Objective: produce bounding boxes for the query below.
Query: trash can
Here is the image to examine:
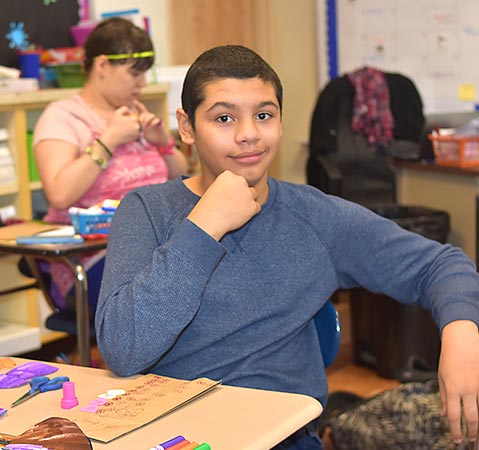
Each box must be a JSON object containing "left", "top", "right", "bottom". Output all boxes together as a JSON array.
[{"left": 350, "top": 205, "right": 449, "bottom": 379}]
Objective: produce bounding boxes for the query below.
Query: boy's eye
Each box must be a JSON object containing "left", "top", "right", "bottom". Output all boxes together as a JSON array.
[
  {"left": 256, "top": 112, "right": 272, "bottom": 120},
  {"left": 216, "top": 115, "right": 233, "bottom": 123}
]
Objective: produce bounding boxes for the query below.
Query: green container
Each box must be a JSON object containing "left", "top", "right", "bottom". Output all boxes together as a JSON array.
[
  {"left": 53, "top": 63, "right": 85, "bottom": 88},
  {"left": 27, "top": 131, "right": 40, "bottom": 182}
]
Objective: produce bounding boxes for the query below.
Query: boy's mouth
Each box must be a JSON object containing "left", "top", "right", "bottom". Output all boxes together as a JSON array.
[{"left": 231, "top": 150, "right": 266, "bottom": 164}]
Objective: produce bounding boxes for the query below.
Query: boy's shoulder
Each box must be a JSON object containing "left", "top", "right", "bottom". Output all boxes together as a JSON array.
[
  {"left": 270, "top": 177, "right": 365, "bottom": 223},
  {"left": 128, "top": 177, "right": 185, "bottom": 197},
  {"left": 123, "top": 177, "right": 193, "bottom": 210},
  {"left": 271, "top": 178, "right": 329, "bottom": 206},
  {"left": 118, "top": 178, "right": 195, "bottom": 228}
]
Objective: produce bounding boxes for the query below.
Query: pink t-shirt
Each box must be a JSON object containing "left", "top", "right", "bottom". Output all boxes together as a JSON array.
[{"left": 34, "top": 93, "right": 169, "bottom": 224}]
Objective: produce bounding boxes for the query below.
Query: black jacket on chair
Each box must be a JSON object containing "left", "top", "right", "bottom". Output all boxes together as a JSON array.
[{"left": 307, "top": 72, "right": 424, "bottom": 207}]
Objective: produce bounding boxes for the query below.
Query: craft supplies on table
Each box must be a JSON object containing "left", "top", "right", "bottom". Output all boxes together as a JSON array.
[
  {"left": 148, "top": 435, "right": 211, "bottom": 450},
  {"left": 10, "top": 376, "right": 70, "bottom": 408}
]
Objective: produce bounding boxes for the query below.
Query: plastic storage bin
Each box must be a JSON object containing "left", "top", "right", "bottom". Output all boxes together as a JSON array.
[
  {"left": 70, "top": 211, "right": 114, "bottom": 235},
  {"left": 429, "top": 133, "right": 479, "bottom": 167},
  {"left": 350, "top": 205, "right": 449, "bottom": 379},
  {"left": 51, "top": 63, "right": 85, "bottom": 88}
]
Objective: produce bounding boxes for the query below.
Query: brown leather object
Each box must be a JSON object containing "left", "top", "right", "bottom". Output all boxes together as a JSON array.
[{"left": 9, "top": 416, "right": 92, "bottom": 450}]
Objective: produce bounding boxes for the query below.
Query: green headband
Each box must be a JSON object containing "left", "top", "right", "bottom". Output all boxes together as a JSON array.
[{"left": 104, "top": 51, "right": 154, "bottom": 60}]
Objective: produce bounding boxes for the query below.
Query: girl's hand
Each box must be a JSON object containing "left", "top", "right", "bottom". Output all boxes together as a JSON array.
[
  {"left": 133, "top": 100, "right": 172, "bottom": 147},
  {"left": 101, "top": 105, "right": 142, "bottom": 150}
]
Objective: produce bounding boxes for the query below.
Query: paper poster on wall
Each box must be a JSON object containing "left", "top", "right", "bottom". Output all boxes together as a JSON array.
[{"left": 318, "top": 0, "right": 479, "bottom": 113}]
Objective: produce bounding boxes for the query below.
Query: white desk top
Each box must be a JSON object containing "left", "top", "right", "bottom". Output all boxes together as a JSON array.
[{"left": 0, "top": 358, "right": 323, "bottom": 450}]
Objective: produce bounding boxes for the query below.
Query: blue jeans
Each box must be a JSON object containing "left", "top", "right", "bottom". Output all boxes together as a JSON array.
[{"left": 272, "top": 420, "right": 323, "bottom": 450}]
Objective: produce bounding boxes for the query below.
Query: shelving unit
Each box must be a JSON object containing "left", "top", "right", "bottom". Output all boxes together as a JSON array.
[{"left": 0, "top": 83, "right": 170, "bottom": 354}]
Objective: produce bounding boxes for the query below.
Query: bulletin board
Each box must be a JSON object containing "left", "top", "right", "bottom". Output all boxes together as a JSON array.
[
  {"left": 317, "top": 0, "right": 479, "bottom": 113},
  {"left": 0, "top": 0, "right": 80, "bottom": 69}
]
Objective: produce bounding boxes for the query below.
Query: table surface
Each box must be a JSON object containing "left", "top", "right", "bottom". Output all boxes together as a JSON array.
[
  {"left": 391, "top": 158, "right": 479, "bottom": 176},
  {"left": 0, "top": 236, "right": 108, "bottom": 257},
  {"left": 0, "top": 358, "right": 323, "bottom": 450}
]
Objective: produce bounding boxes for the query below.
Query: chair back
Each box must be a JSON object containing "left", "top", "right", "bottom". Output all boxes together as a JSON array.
[{"left": 314, "top": 300, "right": 341, "bottom": 368}]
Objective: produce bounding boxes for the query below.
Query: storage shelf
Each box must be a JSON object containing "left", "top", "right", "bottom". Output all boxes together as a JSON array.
[
  {"left": 0, "top": 321, "right": 41, "bottom": 356},
  {"left": 0, "top": 182, "right": 18, "bottom": 196}
]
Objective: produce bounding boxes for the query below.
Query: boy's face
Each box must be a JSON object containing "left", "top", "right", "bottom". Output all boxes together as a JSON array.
[{"left": 178, "top": 77, "right": 282, "bottom": 192}]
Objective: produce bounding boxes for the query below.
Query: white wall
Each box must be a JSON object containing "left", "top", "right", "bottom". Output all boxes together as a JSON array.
[
  {"left": 89, "top": 0, "right": 171, "bottom": 66},
  {"left": 317, "top": 0, "right": 479, "bottom": 114}
]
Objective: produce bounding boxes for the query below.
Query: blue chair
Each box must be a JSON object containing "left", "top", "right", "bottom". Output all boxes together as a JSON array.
[{"left": 315, "top": 300, "right": 341, "bottom": 368}]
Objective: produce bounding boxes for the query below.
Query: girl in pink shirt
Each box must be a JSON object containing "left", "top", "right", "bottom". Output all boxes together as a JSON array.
[{"left": 32, "top": 18, "right": 187, "bottom": 317}]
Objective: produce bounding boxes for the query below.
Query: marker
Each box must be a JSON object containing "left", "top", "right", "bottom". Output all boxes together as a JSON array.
[
  {"left": 168, "top": 440, "right": 191, "bottom": 450},
  {"left": 179, "top": 443, "right": 198, "bottom": 450},
  {"left": 193, "top": 444, "right": 211, "bottom": 450},
  {"left": 153, "top": 436, "right": 185, "bottom": 450}
]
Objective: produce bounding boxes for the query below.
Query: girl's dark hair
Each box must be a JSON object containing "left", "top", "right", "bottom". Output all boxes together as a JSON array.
[
  {"left": 181, "top": 45, "right": 283, "bottom": 129},
  {"left": 83, "top": 17, "right": 154, "bottom": 75}
]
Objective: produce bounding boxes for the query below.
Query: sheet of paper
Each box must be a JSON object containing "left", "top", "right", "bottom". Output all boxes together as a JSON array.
[
  {"left": 68, "top": 374, "right": 221, "bottom": 443},
  {"left": 37, "top": 226, "right": 76, "bottom": 237},
  {"left": 0, "top": 222, "right": 62, "bottom": 240}
]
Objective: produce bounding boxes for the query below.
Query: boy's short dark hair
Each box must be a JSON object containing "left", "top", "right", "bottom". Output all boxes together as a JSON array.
[
  {"left": 83, "top": 17, "right": 154, "bottom": 74},
  {"left": 181, "top": 45, "right": 283, "bottom": 128}
]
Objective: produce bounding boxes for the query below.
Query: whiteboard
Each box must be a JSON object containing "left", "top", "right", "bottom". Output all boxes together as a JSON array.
[{"left": 317, "top": 0, "right": 479, "bottom": 114}]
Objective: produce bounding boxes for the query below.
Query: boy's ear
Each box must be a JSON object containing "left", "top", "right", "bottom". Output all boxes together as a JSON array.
[{"left": 176, "top": 108, "right": 195, "bottom": 146}]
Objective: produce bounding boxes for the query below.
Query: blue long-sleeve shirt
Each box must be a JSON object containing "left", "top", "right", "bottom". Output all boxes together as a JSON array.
[{"left": 96, "top": 177, "right": 479, "bottom": 406}]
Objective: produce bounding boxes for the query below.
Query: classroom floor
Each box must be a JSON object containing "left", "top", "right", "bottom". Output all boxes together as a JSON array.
[{"left": 18, "top": 292, "right": 400, "bottom": 450}]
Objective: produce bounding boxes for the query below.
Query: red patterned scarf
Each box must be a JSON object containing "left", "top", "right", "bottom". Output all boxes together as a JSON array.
[{"left": 347, "top": 67, "right": 394, "bottom": 152}]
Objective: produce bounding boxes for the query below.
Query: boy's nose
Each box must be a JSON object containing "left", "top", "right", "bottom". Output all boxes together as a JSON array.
[{"left": 236, "top": 119, "right": 260, "bottom": 144}]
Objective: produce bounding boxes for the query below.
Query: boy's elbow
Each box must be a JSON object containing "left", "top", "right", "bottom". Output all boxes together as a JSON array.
[{"left": 108, "top": 362, "right": 137, "bottom": 378}]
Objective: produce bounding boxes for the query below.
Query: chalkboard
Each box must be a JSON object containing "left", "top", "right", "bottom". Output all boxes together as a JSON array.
[
  {"left": 0, "top": 0, "right": 80, "bottom": 69},
  {"left": 317, "top": 0, "right": 479, "bottom": 114}
]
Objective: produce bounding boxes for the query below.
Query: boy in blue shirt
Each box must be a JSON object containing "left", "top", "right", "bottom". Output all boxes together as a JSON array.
[{"left": 96, "top": 45, "right": 479, "bottom": 449}]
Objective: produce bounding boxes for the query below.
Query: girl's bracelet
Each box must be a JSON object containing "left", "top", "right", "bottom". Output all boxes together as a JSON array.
[
  {"left": 85, "top": 146, "right": 108, "bottom": 169},
  {"left": 158, "top": 137, "right": 176, "bottom": 155},
  {"left": 95, "top": 138, "right": 113, "bottom": 158}
]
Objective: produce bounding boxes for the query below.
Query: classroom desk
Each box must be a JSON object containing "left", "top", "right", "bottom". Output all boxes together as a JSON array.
[
  {"left": 0, "top": 237, "right": 108, "bottom": 367},
  {"left": 393, "top": 159, "right": 479, "bottom": 267},
  {"left": 0, "top": 357, "right": 323, "bottom": 450}
]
